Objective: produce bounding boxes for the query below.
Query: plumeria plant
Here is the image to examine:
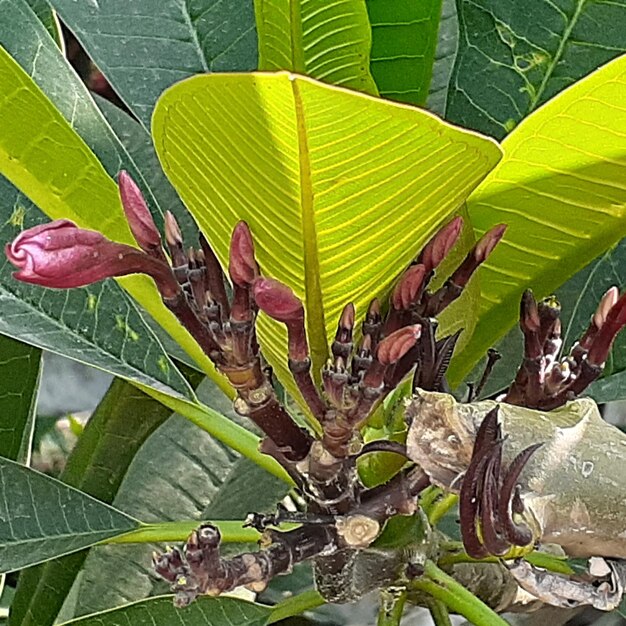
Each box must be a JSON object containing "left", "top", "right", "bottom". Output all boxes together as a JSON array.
[{"left": 0, "top": 1, "right": 625, "bottom": 626}]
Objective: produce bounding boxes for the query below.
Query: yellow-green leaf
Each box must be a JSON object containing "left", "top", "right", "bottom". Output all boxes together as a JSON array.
[
  {"left": 255, "top": 0, "right": 378, "bottom": 95},
  {"left": 152, "top": 72, "right": 502, "bottom": 416},
  {"left": 450, "top": 55, "right": 626, "bottom": 383},
  {"left": 0, "top": 46, "right": 218, "bottom": 389}
]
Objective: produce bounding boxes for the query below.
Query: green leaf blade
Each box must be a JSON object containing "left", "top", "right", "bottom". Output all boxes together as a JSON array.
[
  {"left": 450, "top": 55, "right": 626, "bottom": 382},
  {"left": 0, "top": 37, "right": 217, "bottom": 386},
  {"left": 8, "top": 374, "right": 204, "bottom": 626},
  {"left": 0, "top": 334, "right": 41, "bottom": 463},
  {"left": 447, "top": 0, "right": 626, "bottom": 139},
  {"left": 153, "top": 72, "right": 502, "bottom": 410},
  {"left": 0, "top": 458, "right": 138, "bottom": 573},
  {"left": 24, "top": 0, "right": 63, "bottom": 47},
  {"left": 47, "top": 0, "right": 258, "bottom": 128},
  {"left": 426, "top": 0, "right": 458, "bottom": 115},
  {"left": 58, "top": 596, "right": 270, "bottom": 626},
  {"left": 256, "top": 0, "right": 378, "bottom": 94},
  {"left": 366, "top": 0, "right": 443, "bottom": 106}
]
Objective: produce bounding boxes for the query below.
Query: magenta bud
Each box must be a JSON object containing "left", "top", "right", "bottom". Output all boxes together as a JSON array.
[
  {"left": 118, "top": 171, "right": 162, "bottom": 253},
  {"left": 420, "top": 216, "right": 463, "bottom": 273},
  {"left": 392, "top": 264, "right": 426, "bottom": 310},
  {"left": 229, "top": 221, "right": 259, "bottom": 286},
  {"left": 253, "top": 277, "right": 304, "bottom": 323},
  {"left": 376, "top": 325, "right": 421, "bottom": 365},
  {"left": 6, "top": 219, "right": 179, "bottom": 297}
]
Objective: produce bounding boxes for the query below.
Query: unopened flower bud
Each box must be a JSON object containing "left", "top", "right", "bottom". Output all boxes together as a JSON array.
[
  {"left": 376, "top": 325, "right": 421, "bottom": 365},
  {"left": 392, "top": 264, "right": 426, "bottom": 310},
  {"left": 593, "top": 286, "right": 619, "bottom": 330},
  {"left": 420, "top": 216, "right": 463, "bottom": 273},
  {"left": 5, "top": 219, "right": 180, "bottom": 298},
  {"left": 118, "top": 170, "right": 163, "bottom": 256},
  {"left": 587, "top": 291, "right": 626, "bottom": 366},
  {"left": 447, "top": 224, "right": 506, "bottom": 291},
  {"left": 229, "top": 221, "right": 259, "bottom": 286},
  {"left": 253, "top": 277, "right": 304, "bottom": 323},
  {"left": 475, "top": 224, "right": 507, "bottom": 263}
]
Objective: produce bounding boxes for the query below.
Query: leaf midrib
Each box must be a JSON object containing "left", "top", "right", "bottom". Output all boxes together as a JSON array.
[
  {"left": 290, "top": 0, "right": 306, "bottom": 73},
  {"left": 528, "top": 0, "right": 586, "bottom": 112},
  {"left": 291, "top": 77, "right": 328, "bottom": 380}
]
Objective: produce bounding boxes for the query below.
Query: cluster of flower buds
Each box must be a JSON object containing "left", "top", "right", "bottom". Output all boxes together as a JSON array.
[
  {"left": 2, "top": 171, "right": 516, "bottom": 602},
  {"left": 503, "top": 288, "right": 626, "bottom": 410},
  {"left": 251, "top": 217, "right": 507, "bottom": 468}
]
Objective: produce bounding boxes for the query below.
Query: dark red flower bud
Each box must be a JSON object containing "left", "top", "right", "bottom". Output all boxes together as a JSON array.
[
  {"left": 118, "top": 171, "right": 163, "bottom": 256},
  {"left": 376, "top": 325, "right": 421, "bottom": 365},
  {"left": 6, "top": 219, "right": 180, "bottom": 297},
  {"left": 229, "top": 221, "right": 259, "bottom": 286},
  {"left": 253, "top": 277, "right": 304, "bottom": 323},
  {"left": 420, "top": 216, "right": 463, "bottom": 274}
]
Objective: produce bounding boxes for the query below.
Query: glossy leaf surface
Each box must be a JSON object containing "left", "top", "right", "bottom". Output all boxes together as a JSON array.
[
  {"left": 153, "top": 71, "right": 502, "bottom": 409},
  {"left": 0, "top": 334, "right": 41, "bottom": 463},
  {"left": 366, "top": 0, "right": 442, "bottom": 105},
  {"left": 0, "top": 27, "right": 214, "bottom": 381},
  {"left": 47, "top": 0, "right": 258, "bottom": 128},
  {"left": 58, "top": 596, "right": 270, "bottom": 626},
  {"left": 450, "top": 55, "right": 626, "bottom": 382},
  {"left": 256, "top": 0, "right": 377, "bottom": 94},
  {"left": 0, "top": 457, "right": 138, "bottom": 573},
  {"left": 447, "top": 0, "right": 626, "bottom": 139}
]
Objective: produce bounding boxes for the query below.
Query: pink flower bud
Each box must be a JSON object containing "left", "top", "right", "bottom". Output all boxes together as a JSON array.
[
  {"left": 376, "top": 325, "right": 421, "bottom": 365},
  {"left": 118, "top": 171, "right": 162, "bottom": 254},
  {"left": 392, "top": 264, "right": 426, "bottom": 310},
  {"left": 253, "top": 277, "right": 303, "bottom": 323},
  {"left": 229, "top": 221, "right": 259, "bottom": 286},
  {"left": 420, "top": 216, "right": 463, "bottom": 274},
  {"left": 5, "top": 219, "right": 179, "bottom": 297}
]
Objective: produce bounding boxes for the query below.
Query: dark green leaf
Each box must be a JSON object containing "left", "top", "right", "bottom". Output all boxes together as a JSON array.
[
  {"left": 9, "top": 369, "right": 203, "bottom": 626},
  {"left": 47, "top": 0, "right": 258, "bottom": 127},
  {"left": 0, "top": 335, "right": 41, "bottom": 463},
  {"left": 58, "top": 596, "right": 270, "bottom": 626},
  {"left": 202, "top": 457, "right": 289, "bottom": 520},
  {"left": 256, "top": 0, "right": 377, "bottom": 94},
  {"left": 25, "top": 0, "right": 62, "bottom": 46},
  {"left": 366, "top": 0, "right": 442, "bottom": 106},
  {"left": 446, "top": 0, "right": 626, "bottom": 138},
  {"left": 0, "top": 457, "right": 138, "bottom": 573},
  {"left": 426, "top": 0, "right": 458, "bottom": 115},
  {"left": 72, "top": 380, "right": 282, "bottom": 616}
]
